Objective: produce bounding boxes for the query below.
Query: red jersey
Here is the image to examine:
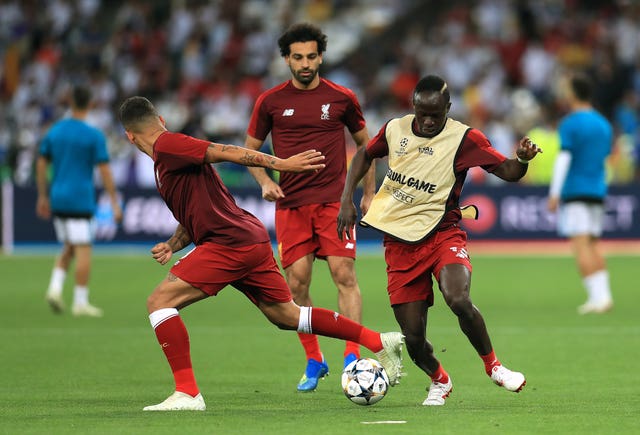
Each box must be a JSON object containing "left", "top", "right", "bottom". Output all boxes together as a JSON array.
[
  {"left": 247, "top": 78, "right": 366, "bottom": 209},
  {"left": 153, "top": 132, "right": 270, "bottom": 247},
  {"left": 367, "top": 120, "right": 507, "bottom": 230}
]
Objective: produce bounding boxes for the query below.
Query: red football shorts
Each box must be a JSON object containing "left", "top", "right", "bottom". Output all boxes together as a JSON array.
[
  {"left": 275, "top": 202, "right": 356, "bottom": 269},
  {"left": 170, "top": 241, "right": 292, "bottom": 305},
  {"left": 384, "top": 226, "right": 472, "bottom": 306}
]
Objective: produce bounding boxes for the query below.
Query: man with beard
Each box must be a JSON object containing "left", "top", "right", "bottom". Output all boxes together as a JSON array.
[{"left": 244, "top": 22, "right": 375, "bottom": 391}]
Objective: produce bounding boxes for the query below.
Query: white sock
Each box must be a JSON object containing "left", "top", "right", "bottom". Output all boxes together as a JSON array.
[
  {"left": 583, "top": 270, "right": 612, "bottom": 303},
  {"left": 73, "top": 286, "right": 89, "bottom": 306},
  {"left": 149, "top": 308, "right": 179, "bottom": 329},
  {"left": 297, "top": 306, "right": 312, "bottom": 334},
  {"left": 47, "top": 267, "right": 66, "bottom": 296}
]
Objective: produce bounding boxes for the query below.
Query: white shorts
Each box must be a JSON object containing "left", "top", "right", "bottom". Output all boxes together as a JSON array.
[
  {"left": 53, "top": 217, "right": 96, "bottom": 245},
  {"left": 557, "top": 202, "right": 604, "bottom": 237}
]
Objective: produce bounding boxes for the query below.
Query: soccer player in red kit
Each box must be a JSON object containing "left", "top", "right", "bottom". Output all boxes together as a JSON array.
[
  {"left": 118, "top": 96, "right": 403, "bottom": 411},
  {"left": 338, "top": 75, "right": 542, "bottom": 406},
  {"left": 244, "top": 22, "right": 376, "bottom": 392}
]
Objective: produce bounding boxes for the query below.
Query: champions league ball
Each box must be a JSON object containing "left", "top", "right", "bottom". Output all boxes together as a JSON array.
[{"left": 341, "top": 358, "right": 389, "bottom": 406}]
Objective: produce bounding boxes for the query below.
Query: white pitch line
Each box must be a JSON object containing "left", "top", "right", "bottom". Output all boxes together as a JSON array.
[{"left": 361, "top": 420, "right": 407, "bottom": 424}]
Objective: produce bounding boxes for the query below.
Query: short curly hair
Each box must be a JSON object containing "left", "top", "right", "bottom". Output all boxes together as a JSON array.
[{"left": 277, "top": 22, "right": 327, "bottom": 57}]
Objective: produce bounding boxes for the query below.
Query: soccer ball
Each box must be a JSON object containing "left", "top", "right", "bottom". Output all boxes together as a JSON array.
[{"left": 341, "top": 358, "right": 389, "bottom": 406}]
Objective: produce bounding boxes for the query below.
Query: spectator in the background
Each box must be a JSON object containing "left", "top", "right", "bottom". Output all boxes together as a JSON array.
[
  {"left": 523, "top": 103, "right": 560, "bottom": 185},
  {"left": 611, "top": 89, "right": 639, "bottom": 183},
  {"left": 2, "top": 0, "right": 639, "bottom": 189}
]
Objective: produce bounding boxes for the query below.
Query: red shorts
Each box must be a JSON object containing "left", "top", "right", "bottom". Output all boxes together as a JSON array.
[
  {"left": 384, "top": 226, "right": 472, "bottom": 306},
  {"left": 275, "top": 202, "right": 356, "bottom": 269},
  {"left": 170, "top": 241, "right": 292, "bottom": 305}
]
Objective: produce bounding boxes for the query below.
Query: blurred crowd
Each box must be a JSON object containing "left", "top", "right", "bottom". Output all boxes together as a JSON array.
[{"left": 1, "top": 0, "right": 639, "bottom": 188}]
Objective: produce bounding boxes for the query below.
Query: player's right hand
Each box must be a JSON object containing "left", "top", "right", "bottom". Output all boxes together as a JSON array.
[
  {"left": 261, "top": 178, "right": 285, "bottom": 202},
  {"left": 337, "top": 202, "right": 357, "bottom": 241},
  {"left": 151, "top": 242, "right": 173, "bottom": 265},
  {"left": 36, "top": 196, "right": 51, "bottom": 219}
]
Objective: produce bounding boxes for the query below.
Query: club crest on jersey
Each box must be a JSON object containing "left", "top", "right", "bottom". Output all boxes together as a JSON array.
[
  {"left": 321, "top": 103, "right": 331, "bottom": 120},
  {"left": 282, "top": 109, "right": 295, "bottom": 116}
]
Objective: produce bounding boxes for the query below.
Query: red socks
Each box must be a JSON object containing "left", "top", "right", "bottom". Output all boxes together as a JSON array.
[
  {"left": 306, "top": 307, "right": 383, "bottom": 353},
  {"left": 297, "top": 332, "right": 323, "bottom": 362},
  {"left": 480, "top": 350, "right": 501, "bottom": 376},
  {"left": 153, "top": 315, "right": 199, "bottom": 397},
  {"left": 428, "top": 351, "right": 500, "bottom": 383},
  {"left": 430, "top": 363, "right": 450, "bottom": 384},
  {"left": 344, "top": 341, "right": 361, "bottom": 359}
]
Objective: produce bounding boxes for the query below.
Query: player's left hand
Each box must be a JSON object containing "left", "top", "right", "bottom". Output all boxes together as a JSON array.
[
  {"left": 151, "top": 242, "right": 173, "bottom": 265},
  {"left": 516, "top": 136, "right": 543, "bottom": 161},
  {"left": 280, "top": 149, "right": 325, "bottom": 173}
]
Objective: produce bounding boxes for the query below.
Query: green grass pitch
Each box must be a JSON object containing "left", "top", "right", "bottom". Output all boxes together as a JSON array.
[{"left": 1, "top": 251, "right": 638, "bottom": 434}]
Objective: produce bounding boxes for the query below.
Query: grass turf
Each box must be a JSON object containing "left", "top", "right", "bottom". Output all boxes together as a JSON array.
[{"left": 1, "top": 252, "right": 638, "bottom": 434}]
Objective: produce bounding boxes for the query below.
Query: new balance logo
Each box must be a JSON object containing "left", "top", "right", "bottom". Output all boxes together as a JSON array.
[
  {"left": 282, "top": 109, "right": 294, "bottom": 116},
  {"left": 345, "top": 242, "right": 355, "bottom": 250}
]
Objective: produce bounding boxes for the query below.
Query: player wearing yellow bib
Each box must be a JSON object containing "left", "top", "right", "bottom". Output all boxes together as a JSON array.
[{"left": 338, "top": 75, "right": 542, "bottom": 406}]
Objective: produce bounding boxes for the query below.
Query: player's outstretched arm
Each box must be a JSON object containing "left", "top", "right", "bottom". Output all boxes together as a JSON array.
[
  {"left": 493, "top": 136, "right": 543, "bottom": 182},
  {"left": 205, "top": 142, "right": 325, "bottom": 173}
]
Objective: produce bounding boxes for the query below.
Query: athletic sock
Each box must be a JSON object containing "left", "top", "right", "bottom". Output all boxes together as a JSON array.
[
  {"left": 297, "top": 332, "right": 323, "bottom": 362},
  {"left": 584, "top": 270, "right": 612, "bottom": 303},
  {"left": 47, "top": 267, "right": 66, "bottom": 296},
  {"left": 480, "top": 350, "right": 501, "bottom": 376},
  {"left": 73, "top": 285, "right": 89, "bottom": 306},
  {"left": 149, "top": 308, "right": 199, "bottom": 397},
  {"left": 297, "top": 307, "right": 383, "bottom": 353},
  {"left": 430, "top": 363, "right": 450, "bottom": 384},
  {"left": 344, "top": 341, "right": 360, "bottom": 359}
]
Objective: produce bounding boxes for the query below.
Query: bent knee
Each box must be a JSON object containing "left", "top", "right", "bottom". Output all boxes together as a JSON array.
[{"left": 446, "top": 294, "right": 473, "bottom": 316}]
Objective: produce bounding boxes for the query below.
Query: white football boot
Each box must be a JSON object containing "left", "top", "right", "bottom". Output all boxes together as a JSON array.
[
  {"left": 423, "top": 378, "right": 453, "bottom": 406},
  {"left": 375, "top": 332, "right": 404, "bottom": 386},
  {"left": 491, "top": 365, "right": 526, "bottom": 392},
  {"left": 71, "top": 303, "right": 103, "bottom": 317},
  {"left": 46, "top": 294, "right": 65, "bottom": 313},
  {"left": 577, "top": 299, "right": 613, "bottom": 315},
  {"left": 143, "top": 391, "right": 206, "bottom": 411}
]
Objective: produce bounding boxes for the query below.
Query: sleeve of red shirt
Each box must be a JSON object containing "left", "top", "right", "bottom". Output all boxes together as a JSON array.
[
  {"left": 455, "top": 128, "right": 507, "bottom": 173},
  {"left": 342, "top": 89, "right": 367, "bottom": 134},
  {"left": 365, "top": 121, "right": 390, "bottom": 158},
  {"left": 157, "top": 133, "right": 209, "bottom": 170},
  {"left": 246, "top": 93, "right": 271, "bottom": 140}
]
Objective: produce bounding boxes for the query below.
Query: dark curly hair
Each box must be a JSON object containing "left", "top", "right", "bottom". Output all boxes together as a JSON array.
[{"left": 277, "top": 22, "right": 327, "bottom": 57}]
